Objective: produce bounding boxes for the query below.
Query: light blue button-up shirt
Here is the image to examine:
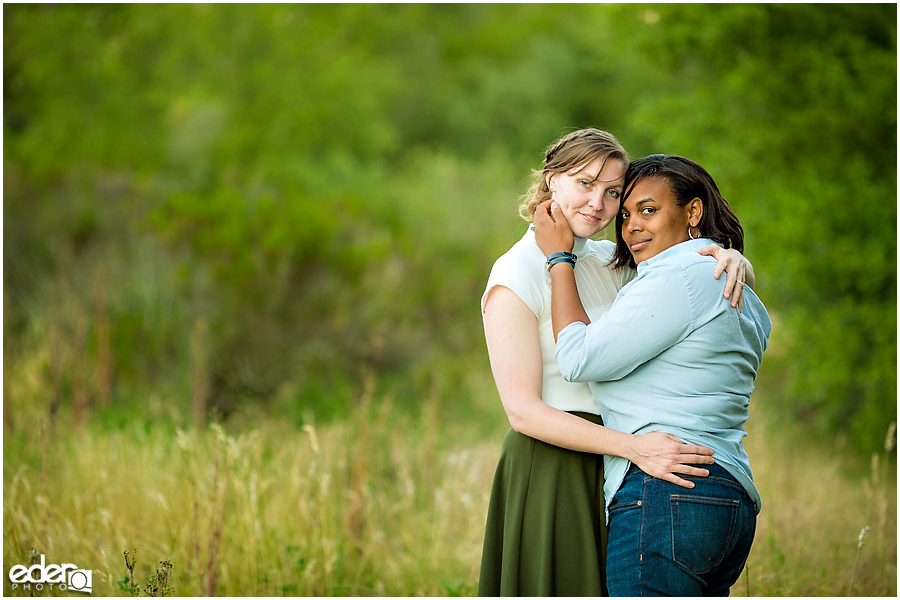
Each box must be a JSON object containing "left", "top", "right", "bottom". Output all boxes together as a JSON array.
[{"left": 555, "top": 238, "right": 772, "bottom": 516}]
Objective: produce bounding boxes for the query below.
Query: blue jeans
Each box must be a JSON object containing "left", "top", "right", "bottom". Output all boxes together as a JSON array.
[{"left": 606, "top": 462, "right": 756, "bottom": 596}]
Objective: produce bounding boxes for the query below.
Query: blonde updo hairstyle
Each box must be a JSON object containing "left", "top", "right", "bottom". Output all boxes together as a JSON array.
[{"left": 519, "top": 128, "right": 629, "bottom": 221}]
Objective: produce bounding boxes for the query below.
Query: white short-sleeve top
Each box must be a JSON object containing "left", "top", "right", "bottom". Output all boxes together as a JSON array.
[{"left": 482, "top": 227, "right": 635, "bottom": 414}]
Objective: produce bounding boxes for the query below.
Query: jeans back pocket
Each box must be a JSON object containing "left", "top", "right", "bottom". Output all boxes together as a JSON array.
[{"left": 670, "top": 495, "right": 739, "bottom": 574}]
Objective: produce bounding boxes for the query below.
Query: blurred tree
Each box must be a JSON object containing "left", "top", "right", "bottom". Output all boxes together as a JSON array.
[{"left": 608, "top": 3, "right": 897, "bottom": 453}]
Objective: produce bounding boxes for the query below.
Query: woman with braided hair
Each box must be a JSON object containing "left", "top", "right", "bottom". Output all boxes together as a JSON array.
[
  {"left": 533, "top": 153, "right": 769, "bottom": 596},
  {"left": 478, "top": 130, "right": 754, "bottom": 596}
]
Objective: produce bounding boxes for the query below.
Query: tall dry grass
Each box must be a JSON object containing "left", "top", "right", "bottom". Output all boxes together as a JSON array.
[
  {"left": 3, "top": 378, "right": 498, "bottom": 596},
  {"left": 739, "top": 410, "right": 897, "bottom": 596},
  {"left": 3, "top": 381, "right": 896, "bottom": 596}
]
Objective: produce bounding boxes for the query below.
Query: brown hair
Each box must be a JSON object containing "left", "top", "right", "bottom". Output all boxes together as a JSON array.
[{"left": 518, "top": 128, "right": 628, "bottom": 221}]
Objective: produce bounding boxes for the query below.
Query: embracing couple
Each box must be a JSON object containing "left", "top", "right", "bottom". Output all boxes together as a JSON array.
[{"left": 478, "top": 129, "right": 771, "bottom": 597}]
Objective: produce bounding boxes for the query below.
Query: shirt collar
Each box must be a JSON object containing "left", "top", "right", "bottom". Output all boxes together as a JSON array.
[{"left": 636, "top": 238, "right": 720, "bottom": 273}]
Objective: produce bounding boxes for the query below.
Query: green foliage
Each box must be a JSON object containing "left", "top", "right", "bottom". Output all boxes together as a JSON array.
[
  {"left": 3, "top": 4, "right": 896, "bottom": 452},
  {"left": 608, "top": 3, "right": 897, "bottom": 453},
  {"left": 143, "top": 560, "right": 175, "bottom": 597}
]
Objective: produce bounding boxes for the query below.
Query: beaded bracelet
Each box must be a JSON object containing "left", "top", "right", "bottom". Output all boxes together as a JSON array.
[{"left": 546, "top": 251, "right": 577, "bottom": 271}]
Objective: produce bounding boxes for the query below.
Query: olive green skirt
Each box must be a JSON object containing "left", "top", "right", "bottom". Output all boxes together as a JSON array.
[{"left": 478, "top": 412, "right": 608, "bottom": 597}]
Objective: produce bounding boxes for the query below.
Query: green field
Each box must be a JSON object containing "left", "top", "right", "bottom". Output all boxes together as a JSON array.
[{"left": 3, "top": 373, "right": 896, "bottom": 596}]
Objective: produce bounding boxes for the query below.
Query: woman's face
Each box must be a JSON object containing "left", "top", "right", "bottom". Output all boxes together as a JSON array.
[
  {"left": 620, "top": 176, "right": 695, "bottom": 264},
  {"left": 547, "top": 157, "right": 625, "bottom": 239}
]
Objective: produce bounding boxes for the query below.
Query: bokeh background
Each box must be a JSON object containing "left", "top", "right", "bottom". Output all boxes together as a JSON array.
[{"left": 4, "top": 4, "right": 896, "bottom": 596}]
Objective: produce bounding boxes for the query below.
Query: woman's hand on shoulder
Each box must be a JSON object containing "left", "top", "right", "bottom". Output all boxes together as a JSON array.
[
  {"left": 696, "top": 245, "right": 751, "bottom": 312},
  {"left": 533, "top": 200, "right": 575, "bottom": 256},
  {"left": 628, "top": 431, "right": 714, "bottom": 488}
]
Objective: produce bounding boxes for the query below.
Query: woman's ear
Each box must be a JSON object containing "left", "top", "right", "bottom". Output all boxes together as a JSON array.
[
  {"left": 688, "top": 198, "right": 703, "bottom": 227},
  {"left": 546, "top": 173, "right": 555, "bottom": 193}
]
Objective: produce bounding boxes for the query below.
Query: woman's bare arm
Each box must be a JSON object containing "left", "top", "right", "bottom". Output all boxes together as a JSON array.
[{"left": 530, "top": 200, "right": 592, "bottom": 340}]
